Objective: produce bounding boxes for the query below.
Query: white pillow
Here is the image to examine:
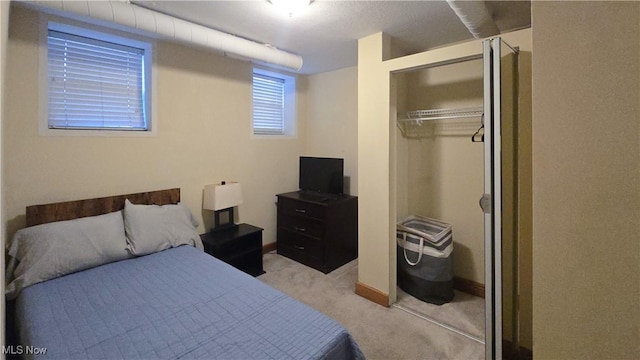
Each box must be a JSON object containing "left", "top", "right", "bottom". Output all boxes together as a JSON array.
[
  {"left": 5, "top": 211, "right": 131, "bottom": 300},
  {"left": 123, "top": 200, "right": 203, "bottom": 256}
]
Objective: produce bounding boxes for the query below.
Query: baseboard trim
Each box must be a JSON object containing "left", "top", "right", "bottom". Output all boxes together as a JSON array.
[
  {"left": 355, "top": 281, "right": 389, "bottom": 307},
  {"left": 262, "top": 242, "right": 277, "bottom": 254},
  {"left": 268, "top": 246, "right": 481, "bottom": 303},
  {"left": 503, "top": 339, "right": 533, "bottom": 360},
  {"left": 453, "top": 276, "right": 485, "bottom": 298}
]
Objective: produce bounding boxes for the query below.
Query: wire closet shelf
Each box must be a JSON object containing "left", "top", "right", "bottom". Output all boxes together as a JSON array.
[{"left": 397, "top": 106, "right": 483, "bottom": 138}]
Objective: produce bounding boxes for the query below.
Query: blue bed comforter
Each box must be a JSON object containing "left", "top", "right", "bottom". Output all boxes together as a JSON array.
[{"left": 15, "top": 246, "right": 364, "bottom": 359}]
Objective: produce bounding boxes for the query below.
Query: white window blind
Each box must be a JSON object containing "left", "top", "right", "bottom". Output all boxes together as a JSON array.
[
  {"left": 252, "top": 72, "right": 285, "bottom": 135},
  {"left": 47, "top": 30, "right": 147, "bottom": 130}
]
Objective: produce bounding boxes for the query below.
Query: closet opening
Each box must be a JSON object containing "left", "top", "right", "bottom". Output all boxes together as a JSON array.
[
  {"left": 389, "top": 38, "right": 519, "bottom": 359},
  {"left": 393, "top": 57, "right": 486, "bottom": 345}
]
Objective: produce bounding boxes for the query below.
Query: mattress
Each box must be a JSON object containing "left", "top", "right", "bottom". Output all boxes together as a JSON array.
[{"left": 15, "top": 245, "right": 364, "bottom": 360}]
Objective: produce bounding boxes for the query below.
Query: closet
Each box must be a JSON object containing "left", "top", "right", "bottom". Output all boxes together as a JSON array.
[
  {"left": 394, "top": 56, "right": 486, "bottom": 340},
  {"left": 391, "top": 38, "right": 519, "bottom": 359}
]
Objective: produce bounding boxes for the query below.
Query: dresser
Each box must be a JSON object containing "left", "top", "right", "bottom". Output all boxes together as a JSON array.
[{"left": 276, "top": 191, "right": 358, "bottom": 274}]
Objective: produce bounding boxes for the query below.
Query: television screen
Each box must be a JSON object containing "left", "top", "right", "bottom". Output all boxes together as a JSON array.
[{"left": 299, "top": 157, "right": 344, "bottom": 195}]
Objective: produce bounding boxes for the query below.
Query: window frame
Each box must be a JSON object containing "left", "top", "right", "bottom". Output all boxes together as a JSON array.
[
  {"left": 251, "top": 68, "right": 296, "bottom": 139},
  {"left": 39, "top": 19, "right": 156, "bottom": 137}
]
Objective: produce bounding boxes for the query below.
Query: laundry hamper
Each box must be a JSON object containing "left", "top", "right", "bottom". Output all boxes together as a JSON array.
[{"left": 397, "top": 215, "right": 454, "bottom": 305}]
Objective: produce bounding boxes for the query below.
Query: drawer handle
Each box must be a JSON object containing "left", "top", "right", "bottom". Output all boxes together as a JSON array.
[
  {"left": 294, "top": 226, "right": 306, "bottom": 232},
  {"left": 295, "top": 208, "right": 306, "bottom": 214},
  {"left": 294, "top": 245, "right": 305, "bottom": 250}
]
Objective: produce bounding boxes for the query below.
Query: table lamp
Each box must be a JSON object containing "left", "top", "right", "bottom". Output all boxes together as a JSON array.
[{"left": 203, "top": 181, "right": 243, "bottom": 231}]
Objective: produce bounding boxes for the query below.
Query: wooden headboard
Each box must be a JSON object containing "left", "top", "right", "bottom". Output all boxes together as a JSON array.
[{"left": 25, "top": 188, "right": 181, "bottom": 227}]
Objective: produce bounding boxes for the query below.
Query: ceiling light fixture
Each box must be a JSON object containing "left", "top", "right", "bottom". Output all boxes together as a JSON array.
[{"left": 269, "top": 0, "right": 311, "bottom": 17}]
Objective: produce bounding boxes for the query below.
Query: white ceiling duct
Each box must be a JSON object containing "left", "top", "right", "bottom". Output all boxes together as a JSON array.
[
  {"left": 446, "top": 0, "right": 499, "bottom": 39},
  {"left": 17, "top": 0, "right": 304, "bottom": 71}
]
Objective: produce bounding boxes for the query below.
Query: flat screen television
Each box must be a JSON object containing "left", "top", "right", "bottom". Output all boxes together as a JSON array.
[{"left": 299, "top": 156, "right": 344, "bottom": 195}]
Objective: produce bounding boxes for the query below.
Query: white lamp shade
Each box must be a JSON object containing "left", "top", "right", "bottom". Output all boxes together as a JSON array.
[{"left": 203, "top": 182, "right": 243, "bottom": 211}]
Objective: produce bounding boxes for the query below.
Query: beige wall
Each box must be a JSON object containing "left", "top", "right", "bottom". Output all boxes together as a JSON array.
[
  {"left": 357, "top": 32, "right": 395, "bottom": 301},
  {"left": 3, "top": 5, "right": 306, "bottom": 246},
  {"left": 531, "top": 2, "right": 639, "bottom": 358},
  {"left": 304, "top": 66, "right": 358, "bottom": 195}
]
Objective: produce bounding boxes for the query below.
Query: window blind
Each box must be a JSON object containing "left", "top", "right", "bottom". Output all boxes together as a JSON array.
[
  {"left": 47, "top": 30, "right": 147, "bottom": 130},
  {"left": 252, "top": 72, "right": 285, "bottom": 135}
]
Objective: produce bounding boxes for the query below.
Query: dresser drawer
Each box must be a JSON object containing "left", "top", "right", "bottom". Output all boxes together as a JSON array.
[
  {"left": 277, "top": 228, "right": 323, "bottom": 261},
  {"left": 278, "top": 197, "right": 325, "bottom": 220},
  {"left": 278, "top": 213, "right": 324, "bottom": 239}
]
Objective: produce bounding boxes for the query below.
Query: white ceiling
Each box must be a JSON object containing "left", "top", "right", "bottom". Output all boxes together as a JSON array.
[{"left": 132, "top": 0, "right": 530, "bottom": 74}]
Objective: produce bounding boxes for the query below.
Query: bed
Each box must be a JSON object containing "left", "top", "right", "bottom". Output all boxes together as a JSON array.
[{"left": 6, "top": 189, "right": 364, "bottom": 360}]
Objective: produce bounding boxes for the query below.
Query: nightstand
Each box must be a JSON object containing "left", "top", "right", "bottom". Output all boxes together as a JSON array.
[{"left": 200, "top": 223, "right": 265, "bottom": 277}]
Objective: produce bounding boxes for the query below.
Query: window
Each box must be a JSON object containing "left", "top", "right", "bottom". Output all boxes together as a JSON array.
[
  {"left": 252, "top": 68, "right": 296, "bottom": 136},
  {"left": 46, "top": 23, "right": 151, "bottom": 132}
]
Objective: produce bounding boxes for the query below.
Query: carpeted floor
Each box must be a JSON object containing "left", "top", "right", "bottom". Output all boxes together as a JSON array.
[
  {"left": 259, "top": 253, "right": 485, "bottom": 359},
  {"left": 395, "top": 288, "right": 485, "bottom": 343}
]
